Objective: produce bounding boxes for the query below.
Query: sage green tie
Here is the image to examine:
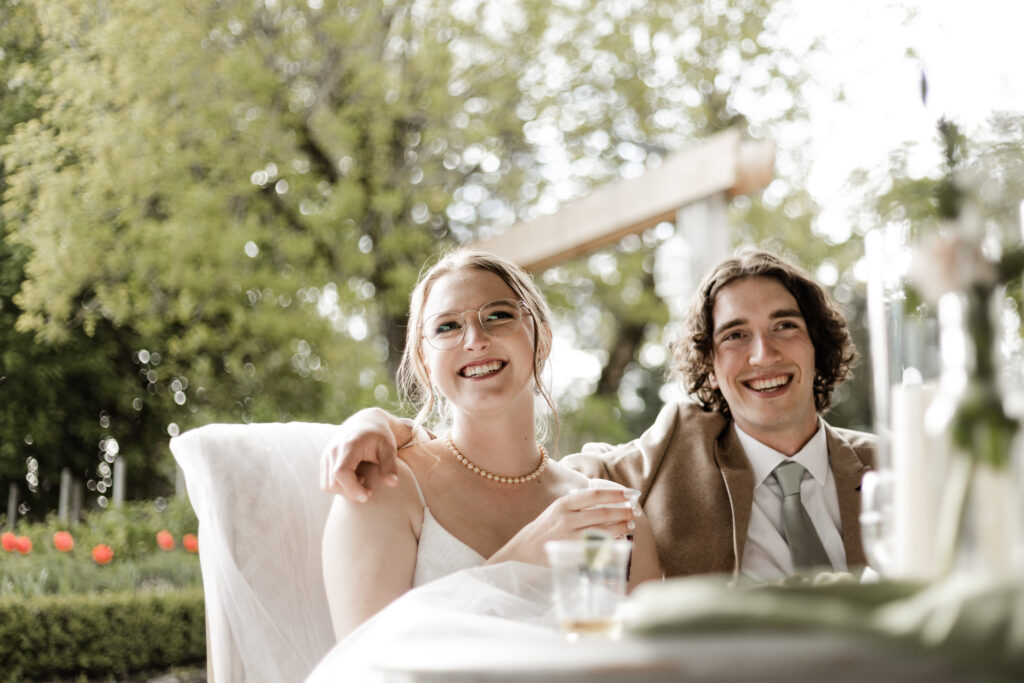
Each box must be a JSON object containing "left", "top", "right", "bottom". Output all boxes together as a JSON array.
[{"left": 772, "top": 460, "right": 832, "bottom": 572}]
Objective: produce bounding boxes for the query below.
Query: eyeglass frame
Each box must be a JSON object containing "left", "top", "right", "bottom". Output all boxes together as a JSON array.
[{"left": 420, "top": 299, "right": 533, "bottom": 350}]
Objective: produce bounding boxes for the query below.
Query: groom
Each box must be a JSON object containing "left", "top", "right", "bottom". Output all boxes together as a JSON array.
[{"left": 321, "top": 250, "right": 876, "bottom": 581}]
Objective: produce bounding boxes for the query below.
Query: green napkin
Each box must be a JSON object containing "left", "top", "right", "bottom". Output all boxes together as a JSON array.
[{"left": 628, "top": 574, "right": 1024, "bottom": 680}]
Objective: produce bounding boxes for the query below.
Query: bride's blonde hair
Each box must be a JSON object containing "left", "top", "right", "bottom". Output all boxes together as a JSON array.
[{"left": 396, "top": 249, "right": 556, "bottom": 440}]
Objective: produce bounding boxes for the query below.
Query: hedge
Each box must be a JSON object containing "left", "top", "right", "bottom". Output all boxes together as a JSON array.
[{"left": 0, "top": 588, "right": 205, "bottom": 682}]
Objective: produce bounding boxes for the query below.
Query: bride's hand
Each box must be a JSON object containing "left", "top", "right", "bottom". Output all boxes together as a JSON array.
[{"left": 488, "top": 488, "right": 637, "bottom": 566}]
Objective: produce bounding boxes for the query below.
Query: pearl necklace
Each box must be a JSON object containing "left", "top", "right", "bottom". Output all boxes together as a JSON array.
[{"left": 445, "top": 433, "right": 548, "bottom": 484}]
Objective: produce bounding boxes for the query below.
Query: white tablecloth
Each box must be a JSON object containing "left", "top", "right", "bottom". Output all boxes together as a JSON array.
[{"left": 307, "top": 563, "right": 971, "bottom": 682}]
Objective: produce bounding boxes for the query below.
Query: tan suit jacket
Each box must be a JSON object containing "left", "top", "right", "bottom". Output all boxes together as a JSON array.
[{"left": 560, "top": 401, "right": 876, "bottom": 578}]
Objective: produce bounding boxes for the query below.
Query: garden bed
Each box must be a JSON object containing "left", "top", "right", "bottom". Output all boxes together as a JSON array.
[{"left": 0, "top": 500, "right": 206, "bottom": 680}]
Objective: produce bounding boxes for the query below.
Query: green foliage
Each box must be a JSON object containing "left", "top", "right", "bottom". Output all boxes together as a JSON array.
[
  {"left": 857, "top": 112, "right": 1024, "bottom": 243},
  {"left": 532, "top": 0, "right": 835, "bottom": 444},
  {"left": 847, "top": 111, "right": 1024, "bottom": 448},
  {"left": 0, "top": 588, "right": 205, "bottom": 682},
  {"left": 543, "top": 242, "right": 672, "bottom": 449},
  {"left": 0, "top": 501, "right": 203, "bottom": 679},
  {"left": 1, "top": 499, "right": 201, "bottom": 598},
  {"left": 0, "top": 0, "right": 44, "bottom": 136},
  {"left": 553, "top": 394, "right": 637, "bottom": 455},
  {"left": 1, "top": 547, "right": 202, "bottom": 599},
  {"left": 1, "top": 0, "right": 845, "bottom": 511}
]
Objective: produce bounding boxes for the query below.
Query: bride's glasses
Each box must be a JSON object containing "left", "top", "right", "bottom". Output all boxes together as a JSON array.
[{"left": 423, "top": 299, "right": 530, "bottom": 349}]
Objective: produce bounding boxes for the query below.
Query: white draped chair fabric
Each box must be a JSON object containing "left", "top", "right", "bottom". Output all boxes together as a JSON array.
[{"left": 170, "top": 422, "right": 339, "bottom": 683}]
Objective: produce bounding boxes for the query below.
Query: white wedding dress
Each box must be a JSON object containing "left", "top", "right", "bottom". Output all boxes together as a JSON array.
[
  {"left": 306, "top": 470, "right": 559, "bottom": 681},
  {"left": 410, "top": 471, "right": 486, "bottom": 586}
]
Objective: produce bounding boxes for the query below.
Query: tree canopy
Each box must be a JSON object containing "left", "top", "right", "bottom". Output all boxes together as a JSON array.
[{"left": 2, "top": 0, "right": 864, "bottom": 516}]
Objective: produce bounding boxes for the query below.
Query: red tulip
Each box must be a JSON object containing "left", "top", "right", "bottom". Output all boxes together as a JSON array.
[
  {"left": 92, "top": 543, "right": 114, "bottom": 565},
  {"left": 15, "top": 535, "right": 32, "bottom": 554},
  {"left": 156, "top": 529, "right": 175, "bottom": 551},
  {"left": 0, "top": 531, "right": 15, "bottom": 552},
  {"left": 53, "top": 530, "right": 74, "bottom": 552},
  {"left": 182, "top": 533, "right": 198, "bottom": 553}
]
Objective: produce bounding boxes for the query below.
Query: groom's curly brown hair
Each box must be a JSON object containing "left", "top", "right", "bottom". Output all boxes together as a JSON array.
[{"left": 669, "top": 250, "right": 857, "bottom": 416}]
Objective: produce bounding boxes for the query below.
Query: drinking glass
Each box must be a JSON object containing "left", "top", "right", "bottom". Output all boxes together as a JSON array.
[{"left": 545, "top": 538, "right": 632, "bottom": 640}]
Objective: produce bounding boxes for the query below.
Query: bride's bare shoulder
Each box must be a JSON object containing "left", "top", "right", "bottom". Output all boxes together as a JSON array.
[
  {"left": 396, "top": 438, "right": 446, "bottom": 476},
  {"left": 343, "top": 455, "right": 423, "bottom": 518}
]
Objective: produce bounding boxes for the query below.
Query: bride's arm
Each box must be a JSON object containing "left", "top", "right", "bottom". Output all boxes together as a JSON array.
[{"left": 321, "top": 458, "right": 421, "bottom": 641}]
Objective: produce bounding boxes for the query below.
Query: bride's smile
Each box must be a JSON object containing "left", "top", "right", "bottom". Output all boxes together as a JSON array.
[{"left": 458, "top": 359, "right": 506, "bottom": 378}]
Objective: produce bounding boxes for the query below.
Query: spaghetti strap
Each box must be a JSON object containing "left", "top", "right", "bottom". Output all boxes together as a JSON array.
[{"left": 405, "top": 465, "right": 428, "bottom": 507}]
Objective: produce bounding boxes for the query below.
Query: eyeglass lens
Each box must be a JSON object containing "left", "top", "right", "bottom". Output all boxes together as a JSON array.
[{"left": 425, "top": 300, "right": 523, "bottom": 349}]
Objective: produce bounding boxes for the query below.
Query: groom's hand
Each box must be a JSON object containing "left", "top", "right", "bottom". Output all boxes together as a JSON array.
[{"left": 320, "top": 408, "right": 403, "bottom": 502}]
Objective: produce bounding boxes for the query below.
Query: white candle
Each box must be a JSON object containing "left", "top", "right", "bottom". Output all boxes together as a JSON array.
[{"left": 890, "top": 372, "right": 944, "bottom": 580}]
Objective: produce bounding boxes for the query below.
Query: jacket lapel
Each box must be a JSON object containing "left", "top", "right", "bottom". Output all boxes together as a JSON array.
[
  {"left": 714, "top": 424, "right": 754, "bottom": 576},
  {"left": 826, "top": 424, "right": 873, "bottom": 568}
]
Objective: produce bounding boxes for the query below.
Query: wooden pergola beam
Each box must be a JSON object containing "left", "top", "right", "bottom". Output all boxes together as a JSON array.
[{"left": 470, "top": 128, "right": 774, "bottom": 272}]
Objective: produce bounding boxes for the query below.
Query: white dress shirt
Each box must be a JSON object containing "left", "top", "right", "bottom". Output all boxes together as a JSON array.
[{"left": 736, "top": 421, "right": 848, "bottom": 581}]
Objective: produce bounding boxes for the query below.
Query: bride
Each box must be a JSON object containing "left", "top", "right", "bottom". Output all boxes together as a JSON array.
[{"left": 320, "top": 249, "right": 662, "bottom": 641}]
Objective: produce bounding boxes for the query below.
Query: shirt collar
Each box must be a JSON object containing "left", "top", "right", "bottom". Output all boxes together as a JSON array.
[{"left": 735, "top": 419, "right": 829, "bottom": 488}]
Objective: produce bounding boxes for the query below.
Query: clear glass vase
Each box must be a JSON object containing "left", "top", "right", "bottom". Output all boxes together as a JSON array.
[
  {"left": 863, "top": 228, "right": 946, "bottom": 580},
  {"left": 864, "top": 229, "right": 1024, "bottom": 581},
  {"left": 926, "top": 287, "right": 1024, "bottom": 579}
]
